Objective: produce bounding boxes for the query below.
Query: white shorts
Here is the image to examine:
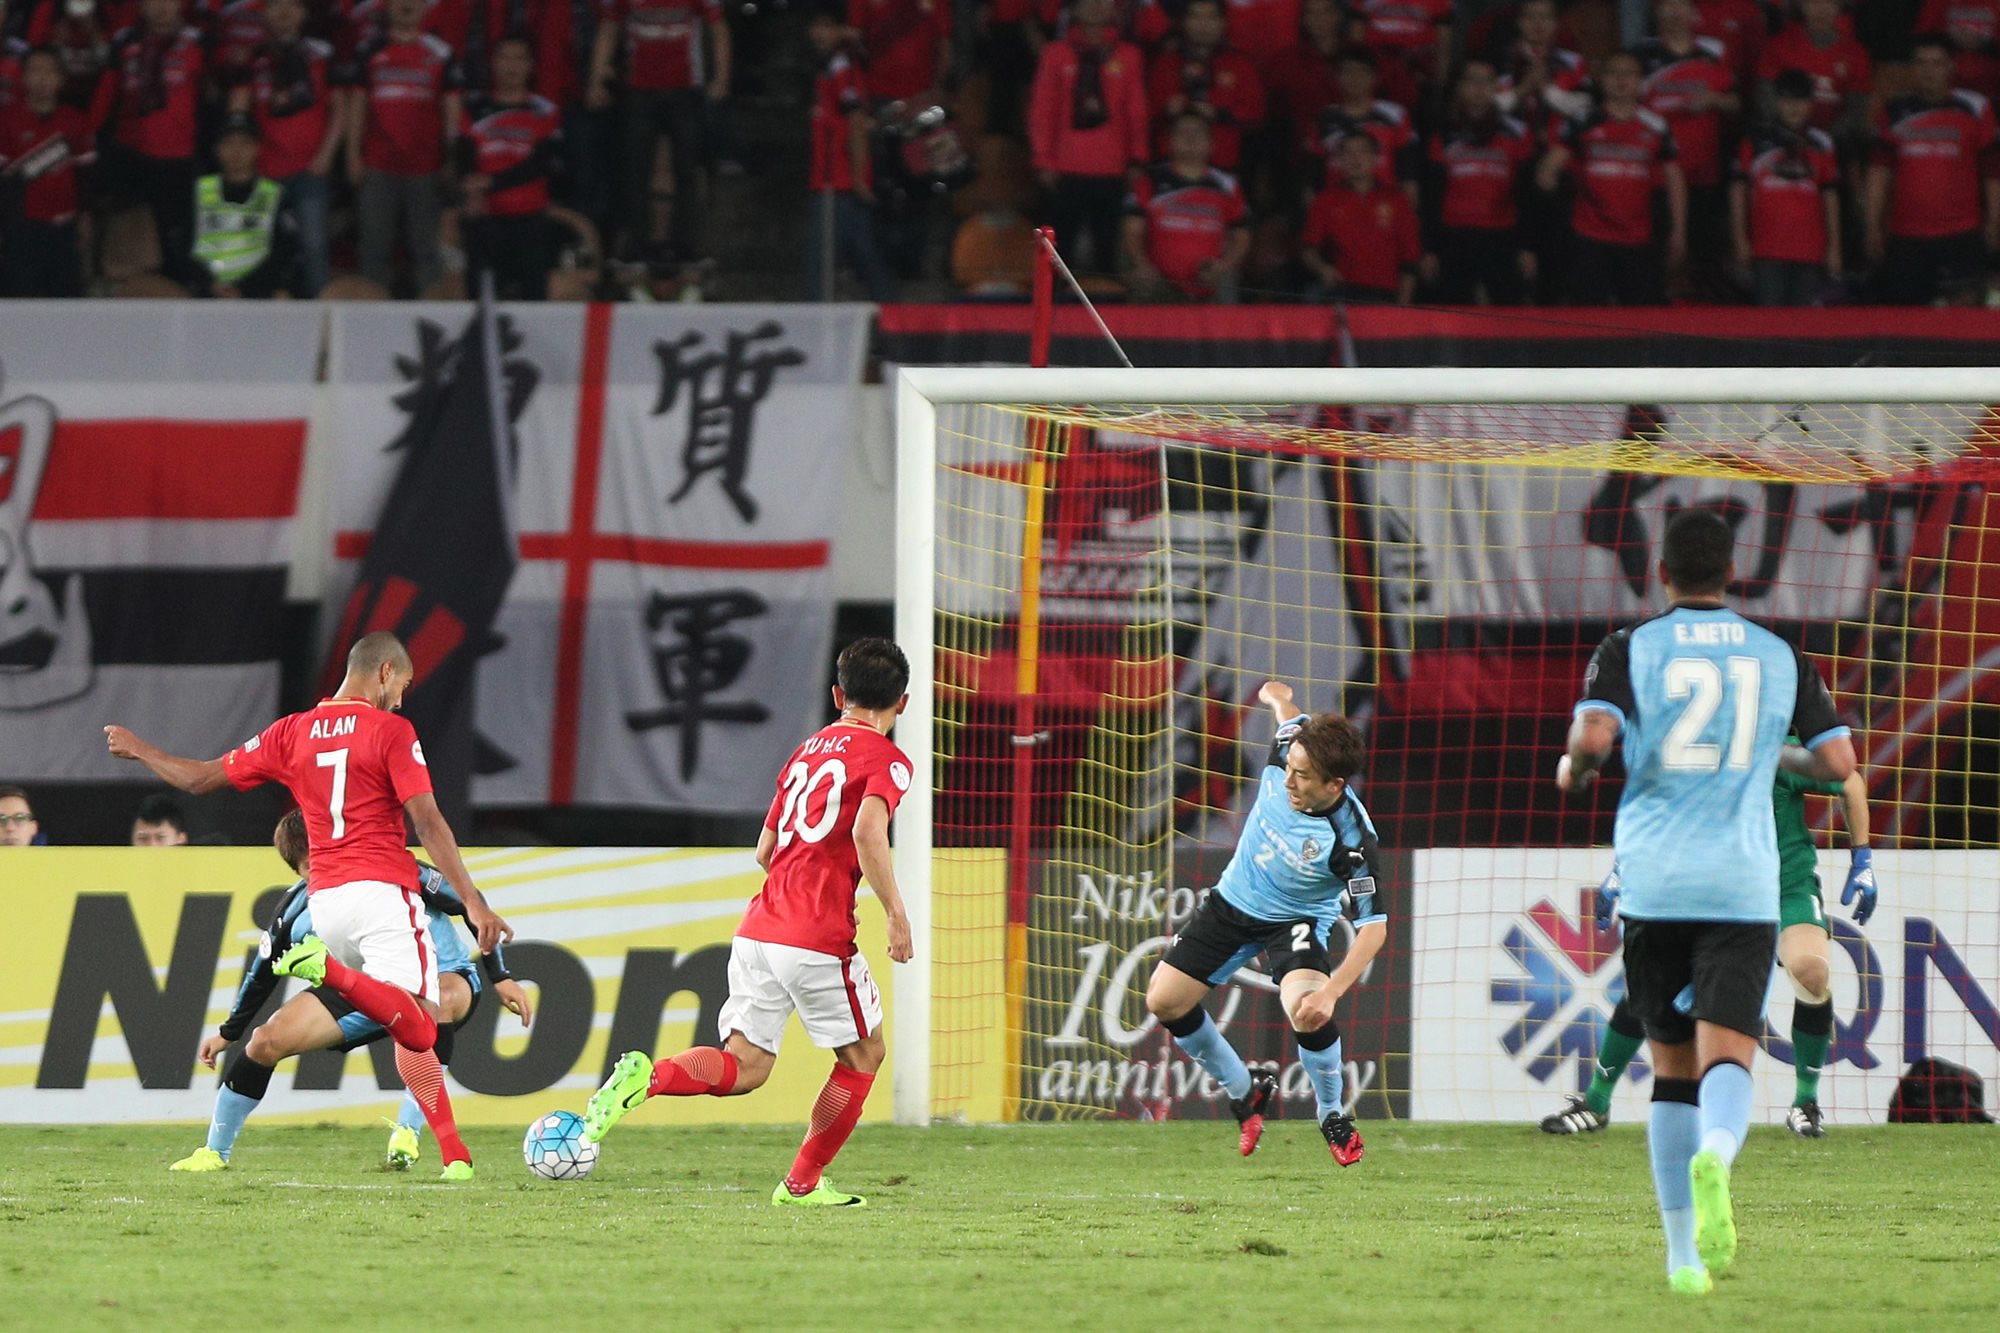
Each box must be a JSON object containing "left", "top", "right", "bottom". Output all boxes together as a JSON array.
[
  {"left": 718, "top": 937, "right": 882, "bottom": 1056},
  {"left": 306, "top": 880, "right": 440, "bottom": 1002}
]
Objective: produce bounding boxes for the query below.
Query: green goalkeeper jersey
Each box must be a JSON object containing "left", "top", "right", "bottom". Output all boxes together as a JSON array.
[{"left": 1774, "top": 768, "right": 1847, "bottom": 894}]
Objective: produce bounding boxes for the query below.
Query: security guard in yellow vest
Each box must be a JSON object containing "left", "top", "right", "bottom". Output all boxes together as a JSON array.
[{"left": 185, "top": 116, "right": 296, "bottom": 298}]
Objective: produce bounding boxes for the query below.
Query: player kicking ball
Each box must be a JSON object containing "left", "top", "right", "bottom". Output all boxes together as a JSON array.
[
  {"left": 171, "top": 810, "right": 532, "bottom": 1173},
  {"left": 1559, "top": 510, "right": 1856, "bottom": 1295},
  {"left": 583, "top": 638, "right": 916, "bottom": 1207},
  {"left": 1543, "top": 772, "right": 1876, "bottom": 1140},
  {"left": 1143, "top": 681, "right": 1387, "bottom": 1165},
  {"left": 107, "top": 632, "right": 511, "bottom": 1181}
]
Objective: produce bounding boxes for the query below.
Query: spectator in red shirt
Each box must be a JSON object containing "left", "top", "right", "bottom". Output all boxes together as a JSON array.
[
  {"left": 0, "top": 46, "right": 93, "bottom": 295},
  {"left": 1424, "top": 56, "right": 1537, "bottom": 303},
  {"left": 345, "top": 0, "right": 461, "bottom": 293},
  {"left": 1218, "top": 0, "right": 1300, "bottom": 71},
  {"left": 1123, "top": 110, "right": 1249, "bottom": 299},
  {"left": 1146, "top": 0, "right": 1263, "bottom": 170},
  {"left": 231, "top": 0, "right": 341, "bottom": 294},
  {"left": 96, "top": 0, "right": 205, "bottom": 269},
  {"left": 1693, "top": 0, "right": 1765, "bottom": 96},
  {"left": 0, "top": 6, "right": 26, "bottom": 113},
  {"left": 588, "top": 0, "right": 728, "bottom": 264},
  {"left": 1866, "top": 34, "right": 2000, "bottom": 304},
  {"left": 850, "top": 0, "right": 950, "bottom": 102},
  {"left": 1266, "top": 0, "right": 1342, "bottom": 175},
  {"left": 1537, "top": 49, "right": 1687, "bottom": 304},
  {"left": 1029, "top": 0, "right": 1149, "bottom": 274},
  {"left": 1635, "top": 0, "right": 1735, "bottom": 268},
  {"left": 457, "top": 34, "right": 563, "bottom": 298},
  {"left": 1730, "top": 67, "right": 1840, "bottom": 305},
  {"left": 38, "top": 1, "right": 117, "bottom": 110},
  {"left": 1756, "top": 0, "right": 1870, "bottom": 144},
  {"left": 209, "top": 0, "right": 268, "bottom": 82},
  {"left": 1303, "top": 130, "right": 1420, "bottom": 300},
  {"left": 1343, "top": 0, "right": 1451, "bottom": 89},
  {"left": 1490, "top": 0, "right": 1588, "bottom": 129},
  {"left": 1315, "top": 46, "right": 1418, "bottom": 196},
  {"left": 804, "top": 8, "right": 891, "bottom": 300},
  {"left": 1918, "top": 0, "right": 2000, "bottom": 106}
]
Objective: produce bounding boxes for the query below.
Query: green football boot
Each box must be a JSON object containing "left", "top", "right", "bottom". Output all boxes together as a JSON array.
[
  {"left": 438, "top": 1160, "right": 474, "bottom": 1182},
  {"left": 169, "top": 1147, "right": 227, "bottom": 1173},
  {"left": 1668, "top": 1266, "right": 1713, "bottom": 1296},
  {"left": 1690, "top": 1149, "right": 1737, "bottom": 1273},
  {"left": 771, "top": 1180, "right": 866, "bottom": 1208},
  {"left": 583, "top": 1050, "right": 653, "bottom": 1143},
  {"left": 273, "top": 935, "right": 328, "bottom": 985}
]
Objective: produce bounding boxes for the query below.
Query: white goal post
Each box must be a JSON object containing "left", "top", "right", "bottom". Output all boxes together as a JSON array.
[{"left": 889, "top": 365, "right": 2000, "bottom": 1127}]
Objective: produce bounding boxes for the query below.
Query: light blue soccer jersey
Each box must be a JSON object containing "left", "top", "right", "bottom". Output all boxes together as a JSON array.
[
  {"left": 1213, "top": 715, "right": 1387, "bottom": 931},
  {"left": 1577, "top": 604, "right": 1848, "bottom": 923}
]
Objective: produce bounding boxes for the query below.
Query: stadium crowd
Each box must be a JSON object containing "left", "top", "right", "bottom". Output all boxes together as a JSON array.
[{"left": 0, "top": 0, "right": 1993, "bottom": 303}]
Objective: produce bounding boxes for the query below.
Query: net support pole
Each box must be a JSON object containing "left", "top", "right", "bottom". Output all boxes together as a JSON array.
[
  {"left": 999, "top": 229, "right": 1060, "bottom": 1121},
  {"left": 892, "top": 375, "right": 938, "bottom": 1127}
]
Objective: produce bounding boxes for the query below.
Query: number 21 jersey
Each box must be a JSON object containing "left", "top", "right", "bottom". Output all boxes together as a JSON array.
[{"left": 739, "top": 722, "right": 914, "bottom": 958}]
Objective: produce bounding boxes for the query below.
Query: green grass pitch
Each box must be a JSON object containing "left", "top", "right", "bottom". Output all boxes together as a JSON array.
[{"left": 2, "top": 1121, "right": 1994, "bottom": 1330}]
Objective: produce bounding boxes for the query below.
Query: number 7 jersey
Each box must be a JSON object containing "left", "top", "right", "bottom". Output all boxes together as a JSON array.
[
  {"left": 1578, "top": 604, "right": 1847, "bottom": 924},
  {"left": 738, "top": 722, "right": 914, "bottom": 959}
]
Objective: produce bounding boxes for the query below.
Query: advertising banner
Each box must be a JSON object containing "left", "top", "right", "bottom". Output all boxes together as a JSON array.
[
  {"left": 1409, "top": 847, "right": 2000, "bottom": 1124},
  {"left": 2, "top": 848, "right": 898, "bottom": 1126}
]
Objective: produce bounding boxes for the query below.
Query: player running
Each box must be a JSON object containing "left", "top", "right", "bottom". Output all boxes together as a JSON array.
[
  {"left": 1542, "top": 764, "right": 1877, "bottom": 1139},
  {"left": 582, "top": 638, "right": 916, "bottom": 1208},
  {"left": 106, "top": 631, "right": 512, "bottom": 1181},
  {"left": 1143, "top": 680, "right": 1387, "bottom": 1166},
  {"left": 1558, "top": 510, "right": 1856, "bottom": 1295},
  {"left": 171, "top": 810, "right": 532, "bottom": 1173}
]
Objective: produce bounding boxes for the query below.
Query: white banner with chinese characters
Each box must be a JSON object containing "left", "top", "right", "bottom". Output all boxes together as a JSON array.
[{"left": 323, "top": 304, "right": 873, "bottom": 811}]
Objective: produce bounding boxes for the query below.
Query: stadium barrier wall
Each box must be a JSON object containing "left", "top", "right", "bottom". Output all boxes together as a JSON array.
[
  {"left": 1, "top": 847, "right": 946, "bottom": 1126},
  {"left": 1411, "top": 847, "right": 2000, "bottom": 1125}
]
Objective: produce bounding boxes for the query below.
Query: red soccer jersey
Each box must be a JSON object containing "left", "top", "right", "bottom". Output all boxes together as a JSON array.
[
  {"left": 98, "top": 24, "right": 205, "bottom": 159},
  {"left": 1694, "top": 0, "right": 1767, "bottom": 91},
  {"left": 598, "top": 0, "right": 719, "bottom": 93},
  {"left": 246, "top": 37, "right": 337, "bottom": 178},
  {"left": 211, "top": 0, "right": 268, "bottom": 77},
  {"left": 1264, "top": 42, "right": 1339, "bottom": 159},
  {"left": 1345, "top": 0, "right": 1452, "bottom": 59},
  {"left": 1756, "top": 26, "right": 1871, "bottom": 133},
  {"left": 848, "top": 0, "right": 950, "bottom": 101},
  {"left": 1919, "top": 0, "right": 2000, "bottom": 102},
  {"left": 740, "top": 723, "right": 913, "bottom": 959},
  {"left": 1874, "top": 90, "right": 1999, "bottom": 238},
  {"left": 810, "top": 46, "right": 869, "bottom": 191},
  {"left": 460, "top": 92, "right": 561, "bottom": 213},
  {"left": 1430, "top": 112, "right": 1536, "bottom": 229},
  {"left": 350, "top": 31, "right": 460, "bottom": 175},
  {"left": 1635, "top": 35, "right": 1733, "bottom": 187},
  {"left": 1126, "top": 162, "right": 1247, "bottom": 291},
  {"left": 1303, "top": 179, "right": 1420, "bottom": 291},
  {"left": 1219, "top": 0, "right": 1301, "bottom": 68},
  {"left": 0, "top": 103, "right": 95, "bottom": 221},
  {"left": 1563, "top": 106, "right": 1678, "bottom": 245},
  {"left": 1493, "top": 42, "right": 1591, "bottom": 129},
  {"left": 1146, "top": 45, "right": 1264, "bottom": 168},
  {"left": 1316, "top": 97, "right": 1417, "bottom": 184},
  {"left": 224, "top": 698, "right": 433, "bottom": 894},
  {"left": 1734, "top": 123, "right": 1837, "bottom": 263}
]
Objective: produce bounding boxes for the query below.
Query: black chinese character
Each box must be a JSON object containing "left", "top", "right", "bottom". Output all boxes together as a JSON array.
[
  {"left": 389, "top": 315, "right": 539, "bottom": 460},
  {"left": 652, "top": 323, "right": 806, "bottom": 524},
  {"left": 625, "top": 590, "right": 774, "bottom": 779}
]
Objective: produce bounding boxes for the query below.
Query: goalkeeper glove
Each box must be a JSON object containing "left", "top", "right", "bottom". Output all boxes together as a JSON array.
[
  {"left": 1842, "top": 847, "right": 1878, "bottom": 926},
  {"left": 1595, "top": 866, "right": 1622, "bottom": 932}
]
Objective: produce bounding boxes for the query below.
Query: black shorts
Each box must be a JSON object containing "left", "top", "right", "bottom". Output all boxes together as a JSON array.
[
  {"left": 1621, "top": 918, "right": 1777, "bottom": 1045},
  {"left": 1163, "top": 893, "right": 1333, "bottom": 987}
]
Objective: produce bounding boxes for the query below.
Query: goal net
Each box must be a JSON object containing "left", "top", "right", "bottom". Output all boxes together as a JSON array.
[{"left": 890, "top": 368, "right": 2000, "bottom": 1130}]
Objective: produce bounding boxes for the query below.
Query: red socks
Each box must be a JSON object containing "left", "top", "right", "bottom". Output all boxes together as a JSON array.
[
  {"left": 784, "top": 1065, "right": 875, "bottom": 1194},
  {"left": 649, "top": 1047, "right": 739, "bottom": 1098},
  {"left": 322, "top": 956, "right": 438, "bottom": 1052},
  {"left": 394, "top": 1045, "right": 469, "bottom": 1166}
]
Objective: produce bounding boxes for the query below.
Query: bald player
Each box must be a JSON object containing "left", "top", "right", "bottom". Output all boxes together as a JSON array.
[{"left": 106, "top": 632, "right": 511, "bottom": 1180}]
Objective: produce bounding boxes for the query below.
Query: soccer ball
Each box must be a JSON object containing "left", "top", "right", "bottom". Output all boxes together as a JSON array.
[{"left": 523, "top": 1110, "right": 599, "bottom": 1180}]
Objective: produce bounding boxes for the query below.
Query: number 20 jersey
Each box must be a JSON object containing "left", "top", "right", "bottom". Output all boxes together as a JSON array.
[
  {"left": 1578, "top": 605, "right": 1847, "bottom": 924},
  {"left": 739, "top": 722, "right": 914, "bottom": 958}
]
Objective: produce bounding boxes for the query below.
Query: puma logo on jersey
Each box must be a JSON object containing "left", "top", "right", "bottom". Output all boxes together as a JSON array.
[{"left": 309, "top": 715, "right": 358, "bottom": 740}]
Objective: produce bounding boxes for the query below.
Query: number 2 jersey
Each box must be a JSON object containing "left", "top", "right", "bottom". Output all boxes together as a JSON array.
[
  {"left": 739, "top": 722, "right": 914, "bottom": 958},
  {"left": 1578, "top": 605, "right": 1847, "bottom": 924},
  {"left": 223, "top": 697, "right": 433, "bottom": 893},
  {"left": 1211, "top": 714, "right": 1388, "bottom": 934}
]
